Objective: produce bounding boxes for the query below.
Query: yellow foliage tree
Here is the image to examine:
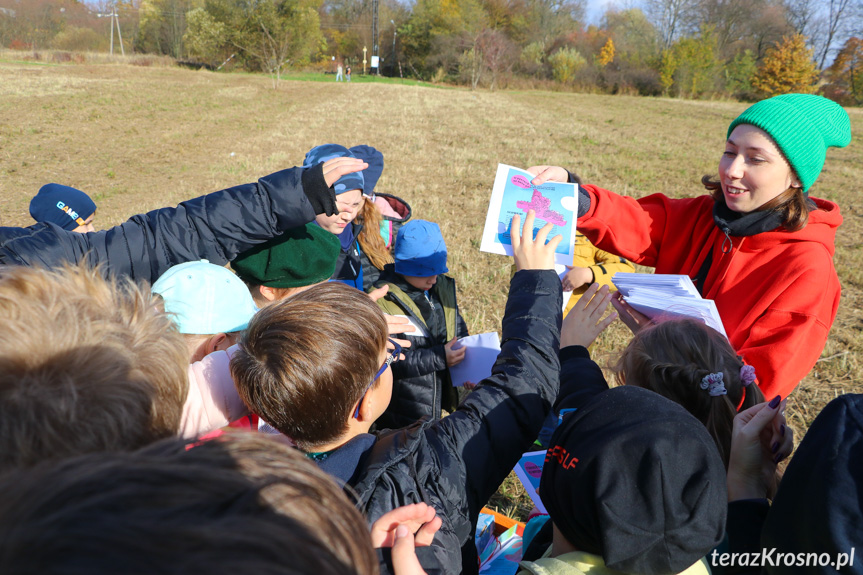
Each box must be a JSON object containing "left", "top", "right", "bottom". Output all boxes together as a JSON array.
[
  {"left": 752, "top": 34, "right": 819, "bottom": 96},
  {"left": 597, "top": 37, "right": 615, "bottom": 67}
]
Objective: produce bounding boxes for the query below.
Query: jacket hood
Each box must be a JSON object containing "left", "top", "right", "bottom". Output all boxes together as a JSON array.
[{"left": 742, "top": 197, "right": 841, "bottom": 256}]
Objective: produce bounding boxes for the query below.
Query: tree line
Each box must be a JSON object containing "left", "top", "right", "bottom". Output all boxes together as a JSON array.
[{"left": 1, "top": 0, "right": 861, "bottom": 104}]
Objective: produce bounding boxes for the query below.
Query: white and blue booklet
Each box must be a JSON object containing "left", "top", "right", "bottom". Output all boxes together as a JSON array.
[
  {"left": 480, "top": 164, "right": 578, "bottom": 267},
  {"left": 612, "top": 272, "right": 728, "bottom": 338}
]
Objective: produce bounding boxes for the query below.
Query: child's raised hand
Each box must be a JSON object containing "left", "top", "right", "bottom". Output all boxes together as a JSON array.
[
  {"left": 445, "top": 338, "right": 466, "bottom": 367},
  {"left": 561, "top": 284, "right": 617, "bottom": 349},
  {"left": 321, "top": 157, "right": 368, "bottom": 187},
  {"left": 727, "top": 397, "right": 793, "bottom": 501},
  {"left": 526, "top": 165, "right": 570, "bottom": 186},
  {"left": 511, "top": 211, "right": 562, "bottom": 271}
]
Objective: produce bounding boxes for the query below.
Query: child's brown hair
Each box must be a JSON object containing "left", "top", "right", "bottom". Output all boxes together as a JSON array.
[
  {"left": 0, "top": 264, "right": 188, "bottom": 470},
  {"left": 230, "top": 281, "right": 388, "bottom": 450},
  {"left": 614, "top": 318, "right": 765, "bottom": 468},
  {"left": 357, "top": 199, "right": 394, "bottom": 270},
  {"left": 0, "top": 433, "right": 378, "bottom": 575}
]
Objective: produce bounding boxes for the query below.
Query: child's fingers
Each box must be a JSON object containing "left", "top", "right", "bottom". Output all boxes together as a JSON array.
[
  {"left": 533, "top": 221, "right": 555, "bottom": 246},
  {"left": 545, "top": 233, "right": 563, "bottom": 252},
  {"left": 414, "top": 514, "right": 442, "bottom": 547},
  {"left": 521, "top": 211, "right": 537, "bottom": 243},
  {"left": 596, "top": 310, "right": 618, "bottom": 333},
  {"left": 368, "top": 284, "right": 390, "bottom": 302},
  {"left": 391, "top": 526, "right": 427, "bottom": 575},
  {"left": 510, "top": 214, "right": 522, "bottom": 251}
]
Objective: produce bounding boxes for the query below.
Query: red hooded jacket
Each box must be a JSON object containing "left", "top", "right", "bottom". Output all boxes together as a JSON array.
[{"left": 578, "top": 185, "right": 841, "bottom": 400}]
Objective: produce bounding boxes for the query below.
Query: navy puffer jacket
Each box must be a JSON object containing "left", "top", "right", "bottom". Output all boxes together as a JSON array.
[
  {"left": 355, "top": 270, "right": 564, "bottom": 575},
  {"left": 0, "top": 166, "right": 331, "bottom": 283}
]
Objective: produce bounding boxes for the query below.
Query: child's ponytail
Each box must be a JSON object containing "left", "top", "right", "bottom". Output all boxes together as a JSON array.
[
  {"left": 614, "top": 318, "right": 765, "bottom": 469},
  {"left": 357, "top": 199, "right": 393, "bottom": 271}
]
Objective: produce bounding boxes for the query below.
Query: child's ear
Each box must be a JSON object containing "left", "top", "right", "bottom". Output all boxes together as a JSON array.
[
  {"left": 259, "top": 285, "right": 278, "bottom": 302},
  {"left": 204, "top": 333, "right": 230, "bottom": 356}
]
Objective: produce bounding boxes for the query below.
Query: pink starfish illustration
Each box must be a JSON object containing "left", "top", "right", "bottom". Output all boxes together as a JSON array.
[{"left": 516, "top": 189, "right": 568, "bottom": 227}]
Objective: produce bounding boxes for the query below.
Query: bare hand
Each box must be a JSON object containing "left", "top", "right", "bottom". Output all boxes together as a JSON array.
[
  {"left": 727, "top": 397, "right": 792, "bottom": 501},
  {"left": 610, "top": 292, "right": 651, "bottom": 334},
  {"left": 561, "top": 284, "right": 617, "bottom": 348},
  {"left": 321, "top": 157, "right": 368, "bottom": 187},
  {"left": 369, "top": 502, "right": 441, "bottom": 548},
  {"left": 462, "top": 381, "right": 477, "bottom": 391},
  {"left": 383, "top": 312, "right": 413, "bottom": 359},
  {"left": 368, "top": 284, "right": 389, "bottom": 302},
  {"left": 391, "top": 525, "right": 428, "bottom": 575},
  {"left": 445, "top": 338, "right": 466, "bottom": 367},
  {"left": 511, "top": 211, "right": 562, "bottom": 271},
  {"left": 526, "top": 165, "right": 570, "bottom": 186},
  {"left": 561, "top": 265, "right": 593, "bottom": 292}
]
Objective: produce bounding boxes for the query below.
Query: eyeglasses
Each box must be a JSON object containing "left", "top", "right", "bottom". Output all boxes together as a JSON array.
[{"left": 353, "top": 338, "right": 401, "bottom": 419}]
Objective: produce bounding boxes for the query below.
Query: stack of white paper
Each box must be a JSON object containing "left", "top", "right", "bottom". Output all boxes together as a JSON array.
[{"left": 612, "top": 273, "right": 728, "bottom": 338}]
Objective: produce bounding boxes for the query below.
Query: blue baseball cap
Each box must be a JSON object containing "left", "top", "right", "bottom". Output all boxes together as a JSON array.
[
  {"left": 152, "top": 260, "right": 258, "bottom": 335},
  {"left": 30, "top": 184, "right": 97, "bottom": 231},
  {"left": 394, "top": 220, "right": 449, "bottom": 277}
]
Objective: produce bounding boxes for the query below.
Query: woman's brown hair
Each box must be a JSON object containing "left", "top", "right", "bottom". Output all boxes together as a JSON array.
[
  {"left": 702, "top": 176, "right": 812, "bottom": 232},
  {"left": 357, "top": 199, "right": 394, "bottom": 271},
  {"left": 614, "top": 318, "right": 765, "bottom": 468}
]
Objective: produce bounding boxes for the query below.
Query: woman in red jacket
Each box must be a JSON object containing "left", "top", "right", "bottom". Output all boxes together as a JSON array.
[{"left": 530, "top": 94, "right": 851, "bottom": 400}]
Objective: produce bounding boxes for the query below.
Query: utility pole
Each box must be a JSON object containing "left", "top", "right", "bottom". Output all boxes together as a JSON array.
[
  {"left": 113, "top": 2, "right": 125, "bottom": 57},
  {"left": 100, "top": 1, "right": 125, "bottom": 56},
  {"left": 390, "top": 20, "right": 397, "bottom": 77},
  {"left": 371, "top": 0, "right": 379, "bottom": 75}
]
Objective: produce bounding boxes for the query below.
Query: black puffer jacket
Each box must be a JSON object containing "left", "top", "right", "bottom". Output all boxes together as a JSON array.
[
  {"left": 349, "top": 270, "right": 563, "bottom": 575},
  {"left": 373, "top": 267, "right": 468, "bottom": 428},
  {"left": 0, "top": 166, "right": 333, "bottom": 283}
]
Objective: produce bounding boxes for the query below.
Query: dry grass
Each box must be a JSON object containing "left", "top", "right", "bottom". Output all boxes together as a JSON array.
[{"left": 2, "top": 58, "right": 862, "bottom": 520}]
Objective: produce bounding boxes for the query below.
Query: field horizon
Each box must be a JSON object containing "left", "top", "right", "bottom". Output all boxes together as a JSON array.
[{"left": 2, "top": 57, "right": 862, "bottom": 519}]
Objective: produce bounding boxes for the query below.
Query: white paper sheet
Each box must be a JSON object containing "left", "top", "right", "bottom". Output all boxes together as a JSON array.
[{"left": 449, "top": 332, "right": 502, "bottom": 387}]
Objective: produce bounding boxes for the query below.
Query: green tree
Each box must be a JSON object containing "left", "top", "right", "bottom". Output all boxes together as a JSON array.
[
  {"left": 191, "top": 0, "right": 326, "bottom": 84},
  {"left": 183, "top": 7, "right": 227, "bottom": 65},
  {"left": 751, "top": 33, "right": 818, "bottom": 96},
  {"left": 548, "top": 46, "right": 585, "bottom": 83},
  {"left": 723, "top": 49, "right": 757, "bottom": 97},
  {"left": 663, "top": 25, "right": 722, "bottom": 98}
]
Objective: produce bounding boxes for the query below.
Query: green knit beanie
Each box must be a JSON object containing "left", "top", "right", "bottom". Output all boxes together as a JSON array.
[
  {"left": 727, "top": 94, "right": 851, "bottom": 194},
  {"left": 231, "top": 223, "right": 340, "bottom": 288}
]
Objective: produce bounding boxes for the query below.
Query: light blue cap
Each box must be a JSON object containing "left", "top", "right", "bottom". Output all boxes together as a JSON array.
[{"left": 152, "top": 260, "right": 258, "bottom": 335}]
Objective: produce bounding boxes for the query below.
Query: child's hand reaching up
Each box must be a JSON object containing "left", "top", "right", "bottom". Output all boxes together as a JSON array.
[
  {"left": 561, "top": 283, "right": 617, "bottom": 349},
  {"left": 511, "top": 211, "right": 562, "bottom": 271}
]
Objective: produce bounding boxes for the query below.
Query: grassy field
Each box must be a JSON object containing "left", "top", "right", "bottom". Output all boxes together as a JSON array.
[{"left": 2, "top": 56, "right": 862, "bottom": 520}]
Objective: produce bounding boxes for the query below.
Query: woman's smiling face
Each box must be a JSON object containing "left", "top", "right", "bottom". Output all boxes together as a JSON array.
[{"left": 718, "top": 124, "right": 800, "bottom": 214}]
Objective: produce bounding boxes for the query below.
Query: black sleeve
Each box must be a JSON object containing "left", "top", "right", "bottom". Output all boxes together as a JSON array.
[
  {"left": 0, "top": 167, "right": 321, "bottom": 283},
  {"left": 427, "top": 269, "right": 562, "bottom": 524},
  {"left": 554, "top": 345, "right": 610, "bottom": 414}
]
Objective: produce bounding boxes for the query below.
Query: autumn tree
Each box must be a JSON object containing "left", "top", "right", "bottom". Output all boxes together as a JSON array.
[
  {"left": 597, "top": 36, "right": 614, "bottom": 66},
  {"left": 823, "top": 36, "right": 863, "bottom": 105},
  {"left": 751, "top": 33, "right": 818, "bottom": 96}
]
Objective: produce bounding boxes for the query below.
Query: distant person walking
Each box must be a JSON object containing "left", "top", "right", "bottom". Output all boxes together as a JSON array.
[
  {"left": 336, "top": 63, "right": 344, "bottom": 82},
  {"left": 346, "top": 66, "right": 352, "bottom": 82}
]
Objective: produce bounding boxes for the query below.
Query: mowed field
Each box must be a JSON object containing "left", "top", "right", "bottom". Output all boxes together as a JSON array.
[{"left": 2, "top": 56, "right": 863, "bottom": 517}]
